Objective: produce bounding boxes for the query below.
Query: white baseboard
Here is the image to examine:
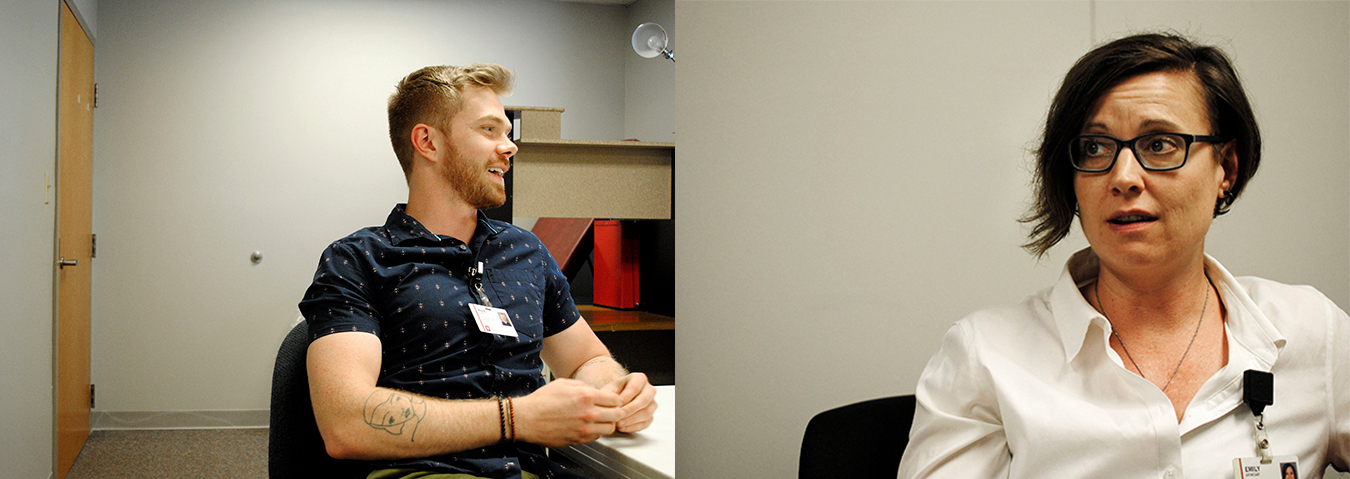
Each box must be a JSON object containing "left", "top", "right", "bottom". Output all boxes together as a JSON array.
[{"left": 90, "top": 409, "right": 269, "bottom": 430}]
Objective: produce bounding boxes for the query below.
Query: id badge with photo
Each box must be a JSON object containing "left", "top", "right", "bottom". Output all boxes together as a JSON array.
[
  {"left": 1233, "top": 456, "right": 1301, "bottom": 479},
  {"left": 469, "top": 303, "right": 518, "bottom": 338}
]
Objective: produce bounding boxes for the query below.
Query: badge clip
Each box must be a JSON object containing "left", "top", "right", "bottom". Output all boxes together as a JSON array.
[
  {"left": 1244, "top": 370, "right": 1275, "bottom": 463},
  {"left": 468, "top": 261, "right": 493, "bottom": 308}
]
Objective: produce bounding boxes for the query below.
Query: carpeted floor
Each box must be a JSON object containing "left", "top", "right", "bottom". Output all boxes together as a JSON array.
[
  {"left": 64, "top": 428, "right": 603, "bottom": 478},
  {"left": 67, "top": 429, "right": 267, "bottom": 479}
]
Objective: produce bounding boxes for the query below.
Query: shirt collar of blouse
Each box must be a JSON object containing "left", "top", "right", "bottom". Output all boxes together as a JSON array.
[
  {"left": 1050, "top": 247, "right": 1285, "bottom": 367},
  {"left": 385, "top": 203, "right": 503, "bottom": 246}
]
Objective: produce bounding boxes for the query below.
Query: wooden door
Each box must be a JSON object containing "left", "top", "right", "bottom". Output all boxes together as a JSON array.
[{"left": 55, "top": 1, "right": 95, "bottom": 477}]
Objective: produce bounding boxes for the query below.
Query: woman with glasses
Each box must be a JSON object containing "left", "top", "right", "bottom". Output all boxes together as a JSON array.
[{"left": 897, "top": 33, "right": 1350, "bottom": 478}]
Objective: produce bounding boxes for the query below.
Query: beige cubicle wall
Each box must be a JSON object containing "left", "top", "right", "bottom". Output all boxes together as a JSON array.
[{"left": 509, "top": 106, "right": 674, "bottom": 221}]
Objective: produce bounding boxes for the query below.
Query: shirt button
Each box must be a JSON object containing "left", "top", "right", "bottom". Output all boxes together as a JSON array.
[
  {"left": 457, "top": 244, "right": 467, "bottom": 251},
  {"left": 1162, "top": 467, "right": 1178, "bottom": 479}
]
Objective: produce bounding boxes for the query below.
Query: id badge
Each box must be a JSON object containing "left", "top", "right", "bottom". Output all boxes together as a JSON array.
[
  {"left": 469, "top": 303, "right": 518, "bottom": 338},
  {"left": 1233, "top": 456, "right": 1300, "bottom": 479}
]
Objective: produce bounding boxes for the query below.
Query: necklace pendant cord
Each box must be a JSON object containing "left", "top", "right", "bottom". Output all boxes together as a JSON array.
[{"left": 1096, "top": 275, "right": 1211, "bottom": 392}]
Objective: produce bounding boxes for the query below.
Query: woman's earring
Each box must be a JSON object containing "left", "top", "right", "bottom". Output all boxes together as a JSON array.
[{"left": 1214, "top": 189, "right": 1235, "bottom": 217}]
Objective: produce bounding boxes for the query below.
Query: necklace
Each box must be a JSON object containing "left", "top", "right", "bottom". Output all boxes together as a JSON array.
[{"left": 1095, "top": 276, "right": 1209, "bottom": 392}]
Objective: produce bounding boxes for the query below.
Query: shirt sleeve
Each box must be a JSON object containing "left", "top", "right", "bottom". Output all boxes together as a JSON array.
[
  {"left": 898, "top": 320, "right": 1011, "bottom": 479},
  {"left": 539, "top": 250, "right": 581, "bottom": 338},
  {"left": 1329, "top": 295, "right": 1350, "bottom": 472},
  {"left": 298, "top": 240, "right": 381, "bottom": 341}
]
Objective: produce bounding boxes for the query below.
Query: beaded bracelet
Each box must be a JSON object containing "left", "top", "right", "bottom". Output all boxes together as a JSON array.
[
  {"left": 496, "top": 397, "right": 508, "bottom": 443},
  {"left": 507, "top": 396, "right": 517, "bottom": 442}
]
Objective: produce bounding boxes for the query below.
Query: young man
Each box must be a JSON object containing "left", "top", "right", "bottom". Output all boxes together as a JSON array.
[{"left": 299, "top": 64, "right": 656, "bottom": 479}]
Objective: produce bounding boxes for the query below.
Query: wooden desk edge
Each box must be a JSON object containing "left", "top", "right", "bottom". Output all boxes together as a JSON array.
[{"left": 578, "top": 304, "right": 675, "bottom": 332}]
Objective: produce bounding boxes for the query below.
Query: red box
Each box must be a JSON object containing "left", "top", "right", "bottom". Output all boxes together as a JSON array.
[{"left": 592, "top": 220, "right": 639, "bottom": 309}]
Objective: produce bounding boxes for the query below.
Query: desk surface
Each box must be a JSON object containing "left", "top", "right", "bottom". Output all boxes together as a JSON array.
[
  {"left": 578, "top": 305, "right": 675, "bottom": 332},
  {"left": 556, "top": 385, "right": 675, "bottom": 479}
]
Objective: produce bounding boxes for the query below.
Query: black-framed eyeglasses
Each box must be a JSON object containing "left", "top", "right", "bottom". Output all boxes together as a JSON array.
[{"left": 1069, "top": 133, "right": 1225, "bottom": 172}]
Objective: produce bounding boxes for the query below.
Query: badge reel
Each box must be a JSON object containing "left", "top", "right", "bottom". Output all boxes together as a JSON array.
[
  {"left": 466, "top": 262, "right": 517, "bottom": 338},
  {"left": 1233, "top": 370, "right": 1299, "bottom": 478}
]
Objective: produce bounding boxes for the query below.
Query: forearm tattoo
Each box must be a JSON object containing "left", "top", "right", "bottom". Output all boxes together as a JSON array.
[
  {"left": 363, "top": 390, "right": 428, "bottom": 442},
  {"left": 571, "top": 355, "right": 620, "bottom": 379}
]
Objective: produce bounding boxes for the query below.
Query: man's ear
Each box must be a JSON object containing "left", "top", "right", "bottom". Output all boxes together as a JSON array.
[{"left": 410, "top": 123, "right": 441, "bottom": 164}]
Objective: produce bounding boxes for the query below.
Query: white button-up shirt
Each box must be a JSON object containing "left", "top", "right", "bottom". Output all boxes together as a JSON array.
[{"left": 898, "top": 249, "right": 1350, "bottom": 478}]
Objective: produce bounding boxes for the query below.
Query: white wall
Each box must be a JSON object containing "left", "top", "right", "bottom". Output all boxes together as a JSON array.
[
  {"left": 90, "top": 0, "right": 636, "bottom": 414},
  {"left": 1, "top": 0, "right": 60, "bottom": 475},
  {"left": 676, "top": 1, "right": 1349, "bottom": 477}
]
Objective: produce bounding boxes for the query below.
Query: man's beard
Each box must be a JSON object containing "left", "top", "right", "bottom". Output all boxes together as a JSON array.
[{"left": 441, "top": 153, "right": 506, "bottom": 210}]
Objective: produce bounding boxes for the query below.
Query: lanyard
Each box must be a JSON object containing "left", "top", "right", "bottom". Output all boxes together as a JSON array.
[
  {"left": 468, "top": 261, "right": 493, "bottom": 308},
  {"left": 1243, "top": 369, "right": 1275, "bottom": 463}
]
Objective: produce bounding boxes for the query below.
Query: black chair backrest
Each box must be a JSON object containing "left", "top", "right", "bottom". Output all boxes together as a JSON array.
[
  {"left": 269, "top": 320, "right": 367, "bottom": 478},
  {"left": 799, "top": 395, "right": 917, "bottom": 479}
]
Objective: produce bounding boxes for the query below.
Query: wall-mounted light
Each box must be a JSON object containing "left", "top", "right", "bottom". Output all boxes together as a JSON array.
[{"left": 632, "top": 23, "right": 674, "bottom": 62}]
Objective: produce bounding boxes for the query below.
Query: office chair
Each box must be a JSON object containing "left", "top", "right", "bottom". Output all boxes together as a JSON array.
[
  {"left": 269, "top": 319, "right": 368, "bottom": 478},
  {"left": 799, "top": 394, "right": 917, "bottom": 479}
]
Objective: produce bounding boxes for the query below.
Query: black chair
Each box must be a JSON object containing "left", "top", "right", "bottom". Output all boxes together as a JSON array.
[
  {"left": 269, "top": 319, "right": 368, "bottom": 478},
  {"left": 799, "top": 395, "right": 917, "bottom": 479}
]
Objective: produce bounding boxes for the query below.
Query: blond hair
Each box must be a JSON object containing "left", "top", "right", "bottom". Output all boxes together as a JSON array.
[{"left": 387, "top": 64, "right": 514, "bottom": 178}]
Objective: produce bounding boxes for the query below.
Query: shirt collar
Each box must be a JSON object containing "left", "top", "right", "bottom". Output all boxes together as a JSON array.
[
  {"left": 1051, "top": 248, "right": 1109, "bottom": 362},
  {"left": 383, "top": 204, "right": 502, "bottom": 246},
  {"left": 1206, "top": 255, "right": 1285, "bottom": 370},
  {"left": 1049, "top": 247, "right": 1285, "bottom": 366}
]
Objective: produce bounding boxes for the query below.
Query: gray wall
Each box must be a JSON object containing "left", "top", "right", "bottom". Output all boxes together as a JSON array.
[
  {"left": 68, "top": 0, "right": 95, "bottom": 38},
  {"left": 624, "top": 0, "right": 675, "bottom": 142},
  {"left": 0, "top": 1, "right": 60, "bottom": 475},
  {"left": 676, "top": 1, "right": 1350, "bottom": 477},
  {"left": 90, "top": 0, "right": 656, "bottom": 414}
]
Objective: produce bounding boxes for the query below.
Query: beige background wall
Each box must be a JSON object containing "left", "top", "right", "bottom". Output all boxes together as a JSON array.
[{"left": 675, "top": 1, "right": 1349, "bottom": 476}]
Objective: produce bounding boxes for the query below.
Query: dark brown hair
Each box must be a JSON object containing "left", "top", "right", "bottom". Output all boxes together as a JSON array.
[{"left": 1021, "top": 33, "right": 1261, "bottom": 257}]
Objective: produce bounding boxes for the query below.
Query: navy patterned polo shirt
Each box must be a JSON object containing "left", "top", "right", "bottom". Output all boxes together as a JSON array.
[{"left": 299, "top": 204, "right": 586, "bottom": 478}]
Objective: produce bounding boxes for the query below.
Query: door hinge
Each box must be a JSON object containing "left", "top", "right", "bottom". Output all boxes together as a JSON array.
[
  {"left": 91, "top": 233, "right": 97, "bottom": 258},
  {"left": 90, "top": 384, "right": 96, "bottom": 408},
  {"left": 93, "top": 84, "right": 98, "bottom": 108}
]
